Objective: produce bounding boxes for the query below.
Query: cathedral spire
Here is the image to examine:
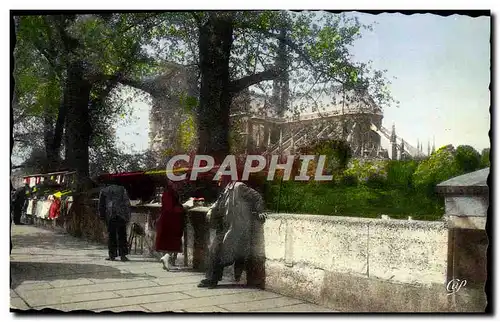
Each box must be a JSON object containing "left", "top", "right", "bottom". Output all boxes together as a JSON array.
[{"left": 391, "top": 123, "right": 397, "bottom": 160}]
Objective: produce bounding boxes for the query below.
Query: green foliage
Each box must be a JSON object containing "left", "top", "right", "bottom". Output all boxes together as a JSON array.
[
  {"left": 178, "top": 114, "right": 197, "bottom": 152},
  {"left": 264, "top": 181, "right": 443, "bottom": 220},
  {"left": 298, "top": 139, "right": 353, "bottom": 176},
  {"left": 455, "top": 145, "right": 481, "bottom": 174},
  {"left": 385, "top": 160, "right": 419, "bottom": 189},
  {"left": 229, "top": 119, "right": 247, "bottom": 155},
  {"left": 413, "top": 145, "right": 460, "bottom": 196},
  {"left": 366, "top": 173, "right": 386, "bottom": 189},
  {"left": 480, "top": 148, "right": 490, "bottom": 168},
  {"left": 340, "top": 174, "right": 358, "bottom": 186},
  {"left": 343, "top": 159, "right": 388, "bottom": 183},
  {"left": 179, "top": 92, "right": 198, "bottom": 113},
  {"left": 14, "top": 16, "right": 62, "bottom": 119}
]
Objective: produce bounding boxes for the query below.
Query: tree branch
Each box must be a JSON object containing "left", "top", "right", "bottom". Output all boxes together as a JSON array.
[
  {"left": 190, "top": 12, "right": 202, "bottom": 26},
  {"left": 244, "top": 27, "right": 347, "bottom": 86},
  {"left": 229, "top": 68, "right": 281, "bottom": 94}
]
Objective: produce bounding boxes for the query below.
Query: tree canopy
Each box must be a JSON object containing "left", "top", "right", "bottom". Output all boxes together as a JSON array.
[{"left": 12, "top": 11, "right": 397, "bottom": 183}]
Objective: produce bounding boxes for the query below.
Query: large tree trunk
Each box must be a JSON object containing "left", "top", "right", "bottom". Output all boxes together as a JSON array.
[
  {"left": 10, "top": 97, "right": 15, "bottom": 191},
  {"left": 196, "top": 14, "right": 234, "bottom": 163},
  {"left": 11, "top": 17, "right": 17, "bottom": 191},
  {"left": 64, "top": 61, "right": 92, "bottom": 185},
  {"left": 46, "top": 98, "right": 68, "bottom": 171}
]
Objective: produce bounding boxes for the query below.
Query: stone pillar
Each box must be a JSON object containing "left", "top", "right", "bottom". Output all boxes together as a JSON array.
[
  {"left": 247, "top": 119, "right": 254, "bottom": 152},
  {"left": 265, "top": 123, "right": 271, "bottom": 148},
  {"left": 437, "top": 168, "right": 489, "bottom": 312},
  {"left": 186, "top": 207, "right": 210, "bottom": 271},
  {"left": 245, "top": 118, "right": 250, "bottom": 154}
]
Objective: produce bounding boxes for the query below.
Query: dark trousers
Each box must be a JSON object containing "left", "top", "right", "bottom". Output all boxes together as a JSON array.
[
  {"left": 205, "top": 232, "right": 225, "bottom": 282},
  {"left": 12, "top": 207, "right": 23, "bottom": 225},
  {"left": 234, "top": 257, "right": 246, "bottom": 281},
  {"left": 107, "top": 217, "right": 128, "bottom": 258}
]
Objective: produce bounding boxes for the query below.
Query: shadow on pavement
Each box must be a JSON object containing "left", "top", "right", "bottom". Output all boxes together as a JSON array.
[
  {"left": 10, "top": 261, "right": 148, "bottom": 290},
  {"left": 11, "top": 230, "right": 104, "bottom": 252}
]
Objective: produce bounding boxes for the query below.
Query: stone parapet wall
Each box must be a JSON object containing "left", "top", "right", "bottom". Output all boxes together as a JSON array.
[{"left": 248, "top": 214, "right": 486, "bottom": 312}]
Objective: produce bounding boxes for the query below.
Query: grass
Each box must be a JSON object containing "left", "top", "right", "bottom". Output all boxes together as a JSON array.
[{"left": 264, "top": 181, "right": 445, "bottom": 221}]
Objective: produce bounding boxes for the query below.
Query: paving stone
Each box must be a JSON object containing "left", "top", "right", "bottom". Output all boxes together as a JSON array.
[
  {"left": 10, "top": 289, "right": 19, "bottom": 298},
  {"left": 183, "top": 305, "right": 229, "bottom": 312},
  {"left": 96, "top": 305, "right": 150, "bottom": 313},
  {"left": 14, "top": 282, "right": 54, "bottom": 292},
  {"left": 253, "top": 303, "right": 338, "bottom": 312},
  {"left": 11, "top": 279, "right": 48, "bottom": 286},
  {"left": 45, "top": 291, "right": 191, "bottom": 311},
  {"left": 126, "top": 268, "right": 200, "bottom": 278},
  {"left": 142, "top": 290, "right": 281, "bottom": 312},
  {"left": 114, "top": 283, "right": 197, "bottom": 297},
  {"left": 182, "top": 286, "right": 260, "bottom": 298},
  {"left": 88, "top": 275, "right": 153, "bottom": 284},
  {"left": 49, "top": 278, "right": 95, "bottom": 288},
  {"left": 17, "top": 279, "right": 159, "bottom": 298},
  {"left": 69, "top": 265, "right": 124, "bottom": 274},
  {"left": 23, "top": 290, "right": 119, "bottom": 307},
  {"left": 153, "top": 275, "right": 204, "bottom": 286},
  {"left": 220, "top": 296, "right": 303, "bottom": 312},
  {"left": 10, "top": 297, "right": 30, "bottom": 310}
]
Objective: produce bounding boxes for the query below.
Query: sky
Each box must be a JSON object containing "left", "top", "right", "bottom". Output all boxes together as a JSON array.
[{"left": 115, "top": 11, "right": 491, "bottom": 155}]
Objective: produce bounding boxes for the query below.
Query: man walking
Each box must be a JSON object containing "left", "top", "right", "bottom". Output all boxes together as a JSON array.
[
  {"left": 11, "top": 185, "right": 28, "bottom": 225},
  {"left": 198, "top": 179, "right": 267, "bottom": 289},
  {"left": 98, "top": 184, "right": 131, "bottom": 261}
]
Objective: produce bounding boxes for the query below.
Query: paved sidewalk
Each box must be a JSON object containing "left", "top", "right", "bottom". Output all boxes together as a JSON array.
[{"left": 10, "top": 225, "right": 335, "bottom": 313}]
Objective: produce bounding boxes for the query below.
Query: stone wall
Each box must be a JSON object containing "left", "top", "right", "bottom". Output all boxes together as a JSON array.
[{"left": 246, "top": 214, "right": 485, "bottom": 312}]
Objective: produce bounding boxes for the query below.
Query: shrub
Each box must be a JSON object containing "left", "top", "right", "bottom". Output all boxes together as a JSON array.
[
  {"left": 366, "top": 173, "right": 386, "bottom": 189},
  {"left": 343, "top": 159, "right": 388, "bottom": 184},
  {"left": 413, "top": 145, "right": 461, "bottom": 196},
  {"left": 341, "top": 174, "right": 359, "bottom": 186},
  {"left": 480, "top": 148, "right": 490, "bottom": 169},
  {"left": 385, "top": 160, "right": 419, "bottom": 189},
  {"left": 264, "top": 180, "right": 444, "bottom": 220},
  {"left": 455, "top": 145, "right": 481, "bottom": 174}
]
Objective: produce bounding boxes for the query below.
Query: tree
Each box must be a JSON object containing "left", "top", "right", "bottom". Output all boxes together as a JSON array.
[
  {"left": 455, "top": 145, "right": 481, "bottom": 174},
  {"left": 13, "top": 15, "right": 64, "bottom": 171},
  {"left": 193, "top": 11, "right": 395, "bottom": 161},
  {"left": 413, "top": 145, "right": 460, "bottom": 196},
  {"left": 122, "top": 11, "right": 396, "bottom": 162},
  {"left": 480, "top": 148, "right": 490, "bottom": 169},
  {"left": 13, "top": 11, "right": 396, "bottom": 186},
  {"left": 13, "top": 13, "right": 162, "bottom": 185}
]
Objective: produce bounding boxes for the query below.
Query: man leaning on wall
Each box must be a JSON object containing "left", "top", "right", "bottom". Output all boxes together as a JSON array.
[{"left": 198, "top": 177, "right": 267, "bottom": 289}]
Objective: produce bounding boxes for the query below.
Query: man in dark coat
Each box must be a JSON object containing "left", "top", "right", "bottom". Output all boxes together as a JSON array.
[
  {"left": 198, "top": 180, "right": 267, "bottom": 289},
  {"left": 11, "top": 185, "right": 27, "bottom": 225},
  {"left": 98, "top": 184, "right": 131, "bottom": 261}
]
